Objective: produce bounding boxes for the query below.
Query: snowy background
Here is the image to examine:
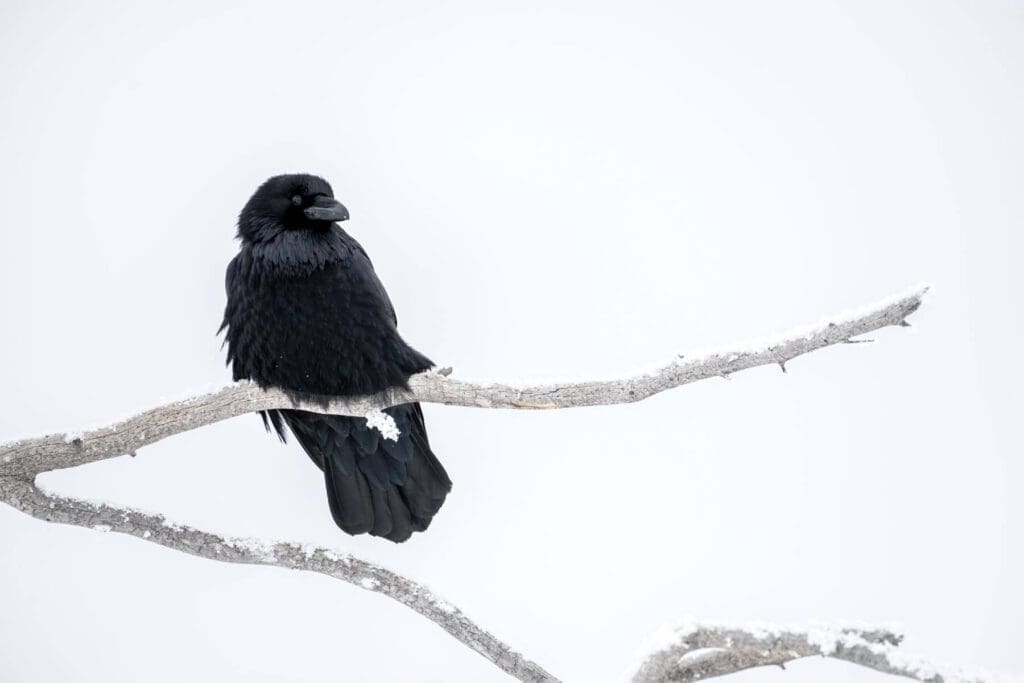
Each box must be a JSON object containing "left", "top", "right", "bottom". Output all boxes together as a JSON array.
[{"left": 1, "top": 1, "right": 1021, "bottom": 681}]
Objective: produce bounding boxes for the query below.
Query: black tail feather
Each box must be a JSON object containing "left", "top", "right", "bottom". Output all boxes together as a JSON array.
[
  {"left": 260, "top": 409, "right": 288, "bottom": 443},
  {"left": 282, "top": 403, "right": 451, "bottom": 543},
  {"left": 323, "top": 454, "right": 374, "bottom": 534}
]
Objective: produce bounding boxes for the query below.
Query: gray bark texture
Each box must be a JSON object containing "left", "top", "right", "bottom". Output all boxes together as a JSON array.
[
  {"left": 3, "top": 284, "right": 985, "bottom": 683},
  {"left": 632, "top": 621, "right": 996, "bottom": 683},
  {"left": 0, "top": 285, "right": 928, "bottom": 479}
]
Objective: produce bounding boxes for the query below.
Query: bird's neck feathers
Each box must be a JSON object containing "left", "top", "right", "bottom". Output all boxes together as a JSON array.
[{"left": 246, "top": 227, "right": 352, "bottom": 277}]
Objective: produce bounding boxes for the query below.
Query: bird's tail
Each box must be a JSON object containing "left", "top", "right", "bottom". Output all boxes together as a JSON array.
[{"left": 282, "top": 404, "right": 451, "bottom": 543}]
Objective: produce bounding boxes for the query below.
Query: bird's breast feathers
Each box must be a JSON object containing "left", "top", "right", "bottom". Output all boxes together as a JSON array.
[{"left": 223, "top": 238, "right": 415, "bottom": 396}]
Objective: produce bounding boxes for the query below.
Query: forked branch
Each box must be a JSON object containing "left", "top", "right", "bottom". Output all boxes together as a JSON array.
[{"left": 1, "top": 284, "right": 975, "bottom": 683}]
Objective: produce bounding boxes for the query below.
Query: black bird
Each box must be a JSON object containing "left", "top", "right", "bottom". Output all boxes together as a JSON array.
[{"left": 220, "top": 174, "right": 451, "bottom": 542}]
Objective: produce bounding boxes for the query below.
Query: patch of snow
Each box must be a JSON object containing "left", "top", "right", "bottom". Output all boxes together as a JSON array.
[
  {"left": 627, "top": 617, "right": 1021, "bottom": 683},
  {"left": 365, "top": 409, "right": 399, "bottom": 441},
  {"left": 804, "top": 625, "right": 842, "bottom": 655},
  {"left": 142, "top": 530, "right": 152, "bottom": 539},
  {"left": 432, "top": 598, "right": 456, "bottom": 614},
  {"left": 620, "top": 621, "right": 693, "bottom": 681},
  {"left": 322, "top": 549, "right": 351, "bottom": 565},
  {"left": 883, "top": 646, "right": 1016, "bottom": 683},
  {"left": 224, "top": 536, "right": 278, "bottom": 560},
  {"left": 634, "top": 622, "right": 688, "bottom": 659},
  {"left": 34, "top": 479, "right": 169, "bottom": 523},
  {"left": 63, "top": 431, "right": 83, "bottom": 444},
  {"left": 678, "top": 647, "right": 726, "bottom": 664},
  {"left": 682, "top": 284, "right": 930, "bottom": 361},
  {"left": 92, "top": 524, "right": 112, "bottom": 532},
  {"left": 360, "top": 577, "right": 379, "bottom": 590}
]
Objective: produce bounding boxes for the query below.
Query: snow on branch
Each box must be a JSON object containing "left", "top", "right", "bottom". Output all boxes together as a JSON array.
[
  {"left": 0, "top": 284, "right": 950, "bottom": 683},
  {"left": 0, "top": 284, "right": 928, "bottom": 479},
  {"left": 0, "top": 478, "right": 558, "bottom": 682},
  {"left": 632, "top": 619, "right": 1004, "bottom": 683}
]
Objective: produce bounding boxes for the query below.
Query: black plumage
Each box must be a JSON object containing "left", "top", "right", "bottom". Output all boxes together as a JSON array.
[{"left": 220, "top": 174, "right": 451, "bottom": 542}]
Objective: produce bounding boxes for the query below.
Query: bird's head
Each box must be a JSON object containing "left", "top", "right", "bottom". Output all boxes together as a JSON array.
[{"left": 237, "top": 174, "right": 349, "bottom": 243}]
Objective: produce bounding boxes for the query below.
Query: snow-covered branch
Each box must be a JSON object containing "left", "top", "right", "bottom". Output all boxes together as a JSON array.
[
  {"left": 0, "top": 284, "right": 928, "bottom": 479},
  {"left": 0, "top": 284, "right": 949, "bottom": 683},
  {"left": 632, "top": 620, "right": 1001, "bottom": 683},
  {"left": 0, "top": 477, "right": 558, "bottom": 682}
]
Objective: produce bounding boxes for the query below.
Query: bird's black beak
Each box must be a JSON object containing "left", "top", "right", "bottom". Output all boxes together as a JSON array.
[{"left": 304, "top": 196, "right": 349, "bottom": 222}]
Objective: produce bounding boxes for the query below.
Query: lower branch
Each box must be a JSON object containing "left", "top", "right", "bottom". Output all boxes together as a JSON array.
[
  {"left": 632, "top": 620, "right": 998, "bottom": 683},
  {"left": 0, "top": 475, "right": 559, "bottom": 682}
]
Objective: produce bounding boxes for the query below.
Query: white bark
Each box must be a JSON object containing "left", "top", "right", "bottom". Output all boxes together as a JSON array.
[{"left": 1, "top": 284, "right": 978, "bottom": 683}]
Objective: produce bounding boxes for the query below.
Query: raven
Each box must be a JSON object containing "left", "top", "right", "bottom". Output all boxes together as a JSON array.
[{"left": 220, "top": 174, "right": 451, "bottom": 542}]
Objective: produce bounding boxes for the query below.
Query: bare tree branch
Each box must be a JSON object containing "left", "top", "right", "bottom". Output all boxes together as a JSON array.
[
  {"left": 0, "top": 284, "right": 939, "bottom": 683},
  {"left": 0, "top": 284, "right": 929, "bottom": 479},
  {"left": 632, "top": 620, "right": 1001, "bottom": 683},
  {"left": 0, "top": 477, "right": 559, "bottom": 682}
]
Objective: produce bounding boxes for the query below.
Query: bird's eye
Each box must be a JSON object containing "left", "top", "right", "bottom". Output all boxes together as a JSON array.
[{"left": 291, "top": 195, "right": 303, "bottom": 207}]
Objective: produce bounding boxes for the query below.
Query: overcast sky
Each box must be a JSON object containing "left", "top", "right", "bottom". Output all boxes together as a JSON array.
[{"left": 1, "top": 1, "right": 1021, "bottom": 681}]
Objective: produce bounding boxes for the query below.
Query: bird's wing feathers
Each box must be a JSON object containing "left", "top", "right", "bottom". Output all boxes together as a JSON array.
[
  {"left": 346, "top": 238, "right": 399, "bottom": 326},
  {"left": 282, "top": 406, "right": 450, "bottom": 542}
]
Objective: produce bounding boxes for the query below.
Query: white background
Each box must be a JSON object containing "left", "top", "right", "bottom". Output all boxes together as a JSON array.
[{"left": 1, "top": 1, "right": 1021, "bottom": 681}]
